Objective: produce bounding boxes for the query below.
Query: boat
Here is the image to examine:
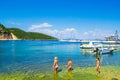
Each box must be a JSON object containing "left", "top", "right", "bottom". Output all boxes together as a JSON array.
[
  {"left": 59, "top": 39, "right": 68, "bottom": 42},
  {"left": 59, "top": 39, "right": 81, "bottom": 42},
  {"left": 67, "top": 39, "right": 79, "bottom": 42},
  {"left": 99, "top": 48, "right": 114, "bottom": 54},
  {"left": 80, "top": 41, "right": 103, "bottom": 49}
]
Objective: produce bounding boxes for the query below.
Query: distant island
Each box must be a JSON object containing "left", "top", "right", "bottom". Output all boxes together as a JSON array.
[{"left": 0, "top": 24, "right": 57, "bottom": 40}]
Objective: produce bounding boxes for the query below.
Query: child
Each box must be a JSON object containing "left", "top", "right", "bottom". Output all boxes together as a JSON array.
[
  {"left": 96, "top": 57, "right": 101, "bottom": 75},
  {"left": 67, "top": 58, "right": 72, "bottom": 71},
  {"left": 53, "top": 57, "right": 58, "bottom": 74}
]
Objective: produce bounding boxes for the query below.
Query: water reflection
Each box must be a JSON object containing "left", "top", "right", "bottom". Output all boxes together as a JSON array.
[{"left": 80, "top": 48, "right": 95, "bottom": 56}]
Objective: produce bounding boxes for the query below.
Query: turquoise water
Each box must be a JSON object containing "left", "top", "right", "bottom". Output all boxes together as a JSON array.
[{"left": 0, "top": 40, "right": 120, "bottom": 74}]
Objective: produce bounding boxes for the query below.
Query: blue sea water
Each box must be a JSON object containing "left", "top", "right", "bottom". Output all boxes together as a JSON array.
[{"left": 0, "top": 40, "right": 120, "bottom": 73}]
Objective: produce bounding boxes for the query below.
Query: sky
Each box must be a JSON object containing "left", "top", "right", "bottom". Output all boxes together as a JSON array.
[{"left": 0, "top": 0, "right": 120, "bottom": 39}]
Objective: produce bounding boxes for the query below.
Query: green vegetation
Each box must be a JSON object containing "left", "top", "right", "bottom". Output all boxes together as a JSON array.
[
  {"left": 0, "top": 66, "right": 120, "bottom": 80},
  {"left": 0, "top": 23, "right": 57, "bottom": 40},
  {"left": 9, "top": 28, "right": 57, "bottom": 40},
  {"left": 0, "top": 24, "right": 10, "bottom": 33}
]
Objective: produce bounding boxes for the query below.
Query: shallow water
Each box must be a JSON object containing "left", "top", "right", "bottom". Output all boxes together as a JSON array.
[{"left": 0, "top": 40, "right": 120, "bottom": 74}]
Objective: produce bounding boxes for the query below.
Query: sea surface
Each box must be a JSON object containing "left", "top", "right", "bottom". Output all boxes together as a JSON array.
[{"left": 0, "top": 40, "right": 120, "bottom": 74}]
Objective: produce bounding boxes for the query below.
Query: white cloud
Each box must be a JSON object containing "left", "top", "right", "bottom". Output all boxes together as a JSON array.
[
  {"left": 83, "top": 29, "right": 113, "bottom": 39},
  {"left": 84, "top": 32, "right": 88, "bottom": 35},
  {"left": 28, "top": 22, "right": 53, "bottom": 31},
  {"left": 65, "top": 28, "right": 76, "bottom": 32},
  {"left": 58, "top": 28, "right": 78, "bottom": 39},
  {"left": 28, "top": 23, "right": 117, "bottom": 40},
  {"left": 28, "top": 23, "right": 80, "bottom": 39},
  {"left": 36, "top": 28, "right": 79, "bottom": 39}
]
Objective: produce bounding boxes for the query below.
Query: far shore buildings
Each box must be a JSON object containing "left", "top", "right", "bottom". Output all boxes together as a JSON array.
[{"left": 105, "top": 30, "right": 119, "bottom": 41}]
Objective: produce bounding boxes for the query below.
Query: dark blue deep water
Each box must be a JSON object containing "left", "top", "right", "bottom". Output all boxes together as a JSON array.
[{"left": 0, "top": 40, "right": 120, "bottom": 73}]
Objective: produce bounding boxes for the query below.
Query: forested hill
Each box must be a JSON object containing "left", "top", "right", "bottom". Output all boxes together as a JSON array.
[{"left": 0, "top": 24, "right": 57, "bottom": 40}]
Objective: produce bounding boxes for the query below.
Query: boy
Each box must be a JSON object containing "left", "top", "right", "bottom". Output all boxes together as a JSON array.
[
  {"left": 96, "top": 57, "right": 101, "bottom": 75},
  {"left": 67, "top": 58, "right": 72, "bottom": 71}
]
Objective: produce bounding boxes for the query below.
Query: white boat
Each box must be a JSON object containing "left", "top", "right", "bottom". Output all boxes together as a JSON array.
[
  {"left": 67, "top": 40, "right": 78, "bottom": 42},
  {"left": 59, "top": 39, "right": 68, "bottom": 42},
  {"left": 59, "top": 39, "right": 80, "bottom": 42},
  {"left": 100, "top": 48, "right": 114, "bottom": 54},
  {"left": 80, "top": 41, "right": 102, "bottom": 49}
]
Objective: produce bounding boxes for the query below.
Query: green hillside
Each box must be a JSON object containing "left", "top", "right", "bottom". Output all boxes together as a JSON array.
[
  {"left": 0, "top": 24, "right": 10, "bottom": 33},
  {"left": 8, "top": 28, "right": 57, "bottom": 40},
  {"left": 0, "top": 24, "right": 57, "bottom": 40}
]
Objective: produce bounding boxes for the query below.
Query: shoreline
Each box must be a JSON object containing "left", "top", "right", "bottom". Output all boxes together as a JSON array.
[
  {"left": 0, "top": 39, "right": 58, "bottom": 41},
  {"left": 0, "top": 39, "right": 21, "bottom": 40},
  {"left": 0, "top": 66, "right": 119, "bottom": 80}
]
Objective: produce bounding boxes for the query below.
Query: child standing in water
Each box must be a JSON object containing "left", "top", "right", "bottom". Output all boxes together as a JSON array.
[
  {"left": 96, "top": 57, "right": 101, "bottom": 75},
  {"left": 67, "top": 58, "right": 73, "bottom": 71},
  {"left": 53, "top": 57, "right": 58, "bottom": 74}
]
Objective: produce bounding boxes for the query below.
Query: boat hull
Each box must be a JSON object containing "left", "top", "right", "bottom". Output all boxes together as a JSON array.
[{"left": 100, "top": 48, "right": 113, "bottom": 54}]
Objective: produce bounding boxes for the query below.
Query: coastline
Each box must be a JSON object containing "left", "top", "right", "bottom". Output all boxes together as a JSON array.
[
  {"left": 0, "top": 39, "right": 58, "bottom": 41},
  {"left": 0, "top": 39, "right": 21, "bottom": 40},
  {"left": 0, "top": 66, "right": 119, "bottom": 80}
]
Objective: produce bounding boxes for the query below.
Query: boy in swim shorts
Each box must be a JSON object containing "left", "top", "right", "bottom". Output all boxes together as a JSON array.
[{"left": 67, "top": 58, "right": 72, "bottom": 71}]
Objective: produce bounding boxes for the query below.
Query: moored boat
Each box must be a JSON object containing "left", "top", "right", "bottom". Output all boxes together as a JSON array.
[
  {"left": 99, "top": 48, "right": 114, "bottom": 54},
  {"left": 80, "top": 41, "right": 103, "bottom": 49}
]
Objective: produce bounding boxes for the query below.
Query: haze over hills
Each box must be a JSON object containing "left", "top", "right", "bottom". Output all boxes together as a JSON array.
[{"left": 0, "top": 24, "right": 57, "bottom": 40}]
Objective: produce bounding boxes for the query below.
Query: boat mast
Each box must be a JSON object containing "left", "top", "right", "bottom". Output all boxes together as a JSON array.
[{"left": 115, "top": 30, "right": 119, "bottom": 41}]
